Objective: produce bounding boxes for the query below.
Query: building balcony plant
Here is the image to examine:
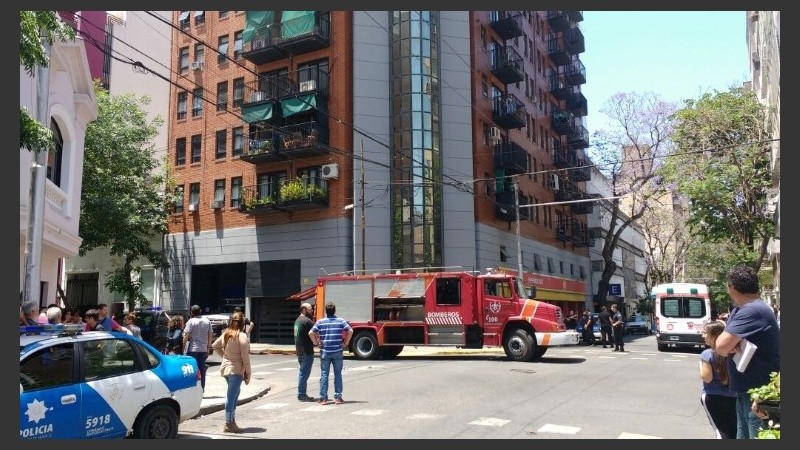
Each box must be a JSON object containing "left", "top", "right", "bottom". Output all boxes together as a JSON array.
[{"left": 277, "top": 179, "right": 327, "bottom": 210}]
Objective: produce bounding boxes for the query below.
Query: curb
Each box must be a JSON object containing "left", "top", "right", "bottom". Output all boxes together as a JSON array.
[{"left": 198, "top": 385, "right": 272, "bottom": 416}]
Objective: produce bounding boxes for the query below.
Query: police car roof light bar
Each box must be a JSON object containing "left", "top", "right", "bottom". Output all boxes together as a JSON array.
[{"left": 20, "top": 323, "right": 85, "bottom": 335}]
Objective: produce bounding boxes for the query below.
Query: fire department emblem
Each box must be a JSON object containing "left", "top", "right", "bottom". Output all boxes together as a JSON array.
[{"left": 489, "top": 301, "right": 501, "bottom": 314}]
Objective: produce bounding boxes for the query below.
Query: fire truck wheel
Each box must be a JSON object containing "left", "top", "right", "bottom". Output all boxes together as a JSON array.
[
  {"left": 503, "top": 328, "right": 536, "bottom": 362},
  {"left": 352, "top": 331, "right": 380, "bottom": 360},
  {"left": 379, "top": 346, "right": 403, "bottom": 358},
  {"left": 532, "top": 347, "right": 547, "bottom": 360}
]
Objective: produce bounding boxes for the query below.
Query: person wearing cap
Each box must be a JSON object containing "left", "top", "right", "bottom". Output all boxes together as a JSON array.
[{"left": 294, "top": 302, "right": 316, "bottom": 402}]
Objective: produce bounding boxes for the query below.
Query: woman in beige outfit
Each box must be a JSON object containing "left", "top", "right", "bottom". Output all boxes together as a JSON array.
[{"left": 212, "top": 312, "right": 251, "bottom": 433}]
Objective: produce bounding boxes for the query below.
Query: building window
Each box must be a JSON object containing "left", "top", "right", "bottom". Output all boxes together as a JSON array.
[
  {"left": 215, "top": 130, "right": 227, "bottom": 159},
  {"left": 194, "top": 11, "right": 205, "bottom": 26},
  {"left": 547, "top": 257, "right": 554, "bottom": 273},
  {"left": 178, "top": 47, "right": 189, "bottom": 74},
  {"left": 579, "top": 266, "right": 586, "bottom": 279},
  {"left": 232, "top": 77, "right": 244, "bottom": 108},
  {"left": 189, "top": 183, "right": 200, "bottom": 209},
  {"left": 298, "top": 59, "right": 329, "bottom": 91},
  {"left": 177, "top": 91, "right": 187, "bottom": 120},
  {"left": 257, "top": 171, "right": 287, "bottom": 202},
  {"left": 482, "top": 76, "right": 488, "bottom": 98},
  {"left": 231, "top": 176, "right": 242, "bottom": 208},
  {"left": 178, "top": 11, "right": 190, "bottom": 30},
  {"left": 194, "top": 43, "right": 204, "bottom": 65},
  {"left": 46, "top": 119, "right": 64, "bottom": 187},
  {"left": 570, "top": 263, "right": 575, "bottom": 276},
  {"left": 233, "top": 30, "right": 243, "bottom": 60},
  {"left": 216, "top": 81, "right": 227, "bottom": 111},
  {"left": 297, "top": 166, "right": 326, "bottom": 193},
  {"left": 175, "top": 137, "right": 186, "bottom": 166},
  {"left": 217, "top": 35, "right": 228, "bottom": 64},
  {"left": 232, "top": 126, "right": 243, "bottom": 156},
  {"left": 559, "top": 260, "right": 564, "bottom": 274},
  {"left": 174, "top": 185, "right": 184, "bottom": 213},
  {"left": 533, "top": 253, "right": 542, "bottom": 270},
  {"left": 192, "top": 88, "right": 203, "bottom": 117},
  {"left": 500, "top": 246, "right": 508, "bottom": 263},
  {"left": 190, "top": 134, "right": 202, "bottom": 163},
  {"left": 214, "top": 179, "right": 225, "bottom": 203},
  {"left": 219, "top": 11, "right": 229, "bottom": 19}
]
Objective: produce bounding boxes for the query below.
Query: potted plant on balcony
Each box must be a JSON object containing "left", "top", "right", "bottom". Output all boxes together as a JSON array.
[
  {"left": 306, "top": 183, "right": 326, "bottom": 201},
  {"left": 252, "top": 139, "right": 272, "bottom": 154},
  {"left": 279, "top": 179, "right": 308, "bottom": 203}
]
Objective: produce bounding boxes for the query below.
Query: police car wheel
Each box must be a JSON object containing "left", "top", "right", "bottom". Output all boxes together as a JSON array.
[{"left": 132, "top": 404, "right": 178, "bottom": 439}]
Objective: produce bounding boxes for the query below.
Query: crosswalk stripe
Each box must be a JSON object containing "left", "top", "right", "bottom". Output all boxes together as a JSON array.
[
  {"left": 351, "top": 409, "right": 387, "bottom": 416},
  {"left": 254, "top": 403, "right": 288, "bottom": 410},
  {"left": 536, "top": 423, "right": 580, "bottom": 434},
  {"left": 469, "top": 417, "right": 510, "bottom": 427},
  {"left": 618, "top": 432, "right": 661, "bottom": 439}
]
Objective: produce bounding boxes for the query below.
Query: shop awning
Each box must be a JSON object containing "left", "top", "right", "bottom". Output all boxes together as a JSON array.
[
  {"left": 281, "top": 93, "right": 316, "bottom": 117},
  {"left": 244, "top": 11, "right": 274, "bottom": 42},
  {"left": 286, "top": 286, "right": 317, "bottom": 302},
  {"left": 281, "top": 11, "right": 315, "bottom": 39},
  {"left": 242, "top": 102, "right": 273, "bottom": 123},
  {"left": 535, "top": 288, "right": 585, "bottom": 302}
]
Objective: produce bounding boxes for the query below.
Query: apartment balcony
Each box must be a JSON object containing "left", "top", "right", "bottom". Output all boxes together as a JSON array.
[
  {"left": 554, "top": 179, "right": 581, "bottom": 202},
  {"left": 566, "top": 58, "right": 586, "bottom": 85},
  {"left": 556, "top": 223, "right": 569, "bottom": 242},
  {"left": 546, "top": 11, "right": 571, "bottom": 32},
  {"left": 240, "top": 129, "right": 281, "bottom": 164},
  {"left": 492, "top": 94, "right": 526, "bottom": 129},
  {"left": 493, "top": 141, "right": 528, "bottom": 174},
  {"left": 567, "top": 90, "right": 588, "bottom": 117},
  {"left": 569, "top": 159, "right": 592, "bottom": 182},
  {"left": 570, "top": 194, "right": 594, "bottom": 215},
  {"left": 570, "top": 220, "right": 590, "bottom": 247},
  {"left": 495, "top": 191, "right": 529, "bottom": 221},
  {"left": 551, "top": 109, "right": 577, "bottom": 136},
  {"left": 489, "top": 11, "right": 523, "bottom": 40},
  {"left": 490, "top": 45, "right": 524, "bottom": 85},
  {"left": 568, "top": 124, "right": 590, "bottom": 149},
  {"left": 242, "top": 11, "right": 330, "bottom": 65},
  {"left": 277, "top": 121, "right": 329, "bottom": 159},
  {"left": 553, "top": 143, "right": 576, "bottom": 169},
  {"left": 549, "top": 69, "right": 569, "bottom": 100},
  {"left": 566, "top": 11, "right": 583, "bottom": 23},
  {"left": 565, "top": 27, "right": 585, "bottom": 54},
  {"left": 239, "top": 181, "right": 328, "bottom": 214},
  {"left": 547, "top": 33, "right": 572, "bottom": 66}
]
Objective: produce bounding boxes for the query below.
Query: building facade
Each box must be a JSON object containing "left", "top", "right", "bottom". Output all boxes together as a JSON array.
[
  {"left": 19, "top": 25, "right": 98, "bottom": 309},
  {"left": 747, "top": 10, "right": 780, "bottom": 306},
  {"left": 163, "top": 11, "right": 593, "bottom": 343}
]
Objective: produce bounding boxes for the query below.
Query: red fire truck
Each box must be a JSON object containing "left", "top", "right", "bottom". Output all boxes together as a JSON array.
[{"left": 310, "top": 268, "right": 580, "bottom": 362}]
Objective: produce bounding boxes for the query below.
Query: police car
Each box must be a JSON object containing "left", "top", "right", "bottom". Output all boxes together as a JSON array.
[{"left": 20, "top": 324, "right": 203, "bottom": 439}]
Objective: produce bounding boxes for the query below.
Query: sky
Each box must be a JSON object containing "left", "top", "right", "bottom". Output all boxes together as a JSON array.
[{"left": 579, "top": 11, "right": 751, "bottom": 136}]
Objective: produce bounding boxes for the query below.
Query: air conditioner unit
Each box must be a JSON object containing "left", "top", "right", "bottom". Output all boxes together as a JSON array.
[
  {"left": 190, "top": 61, "right": 204, "bottom": 70},
  {"left": 321, "top": 163, "right": 339, "bottom": 179},
  {"left": 489, "top": 126, "right": 501, "bottom": 144},
  {"left": 188, "top": 203, "right": 197, "bottom": 212},
  {"left": 550, "top": 174, "right": 560, "bottom": 190},
  {"left": 210, "top": 200, "right": 224, "bottom": 209},
  {"left": 299, "top": 80, "right": 317, "bottom": 92},
  {"left": 250, "top": 91, "right": 265, "bottom": 102}
]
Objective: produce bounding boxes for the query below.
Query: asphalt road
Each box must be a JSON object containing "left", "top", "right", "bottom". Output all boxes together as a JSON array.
[{"left": 178, "top": 334, "right": 714, "bottom": 439}]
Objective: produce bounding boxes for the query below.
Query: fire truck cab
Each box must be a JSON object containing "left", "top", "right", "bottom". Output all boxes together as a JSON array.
[{"left": 312, "top": 268, "right": 580, "bottom": 362}]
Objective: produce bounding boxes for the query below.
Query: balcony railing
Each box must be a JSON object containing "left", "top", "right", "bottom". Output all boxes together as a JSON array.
[
  {"left": 549, "top": 69, "right": 569, "bottom": 100},
  {"left": 553, "top": 144, "right": 576, "bottom": 169},
  {"left": 495, "top": 190, "right": 530, "bottom": 221},
  {"left": 566, "top": 11, "right": 584, "bottom": 23},
  {"left": 566, "top": 58, "right": 586, "bottom": 85},
  {"left": 493, "top": 141, "right": 528, "bottom": 174},
  {"left": 489, "top": 11, "right": 523, "bottom": 40},
  {"left": 239, "top": 180, "right": 328, "bottom": 214},
  {"left": 570, "top": 219, "right": 590, "bottom": 246},
  {"left": 565, "top": 27, "right": 585, "bottom": 54},
  {"left": 570, "top": 194, "right": 594, "bottom": 215},
  {"left": 554, "top": 179, "right": 581, "bottom": 202},
  {"left": 569, "top": 158, "right": 591, "bottom": 182},
  {"left": 242, "top": 11, "right": 331, "bottom": 65},
  {"left": 242, "top": 67, "right": 330, "bottom": 109},
  {"left": 568, "top": 124, "right": 590, "bottom": 149},
  {"left": 567, "top": 90, "right": 588, "bottom": 116},
  {"left": 551, "top": 109, "right": 577, "bottom": 135},
  {"left": 240, "top": 120, "right": 328, "bottom": 164},
  {"left": 556, "top": 223, "right": 569, "bottom": 242},
  {"left": 547, "top": 33, "right": 572, "bottom": 66},
  {"left": 492, "top": 94, "right": 526, "bottom": 129},
  {"left": 490, "top": 45, "right": 524, "bottom": 85},
  {"left": 546, "top": 11, "right": 570, "bottom": 32}
]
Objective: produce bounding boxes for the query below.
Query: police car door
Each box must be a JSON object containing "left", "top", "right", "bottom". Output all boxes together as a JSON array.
[
  {"left": 20, "top": 342, "right": 82, "bottom": 439},
  {"left": 79, "top": 337, "right": 151, "bottom": 438}
]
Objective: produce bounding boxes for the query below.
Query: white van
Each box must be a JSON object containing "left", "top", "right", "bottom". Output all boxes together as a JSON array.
[{"left": 650, "top": 283, "right": 712, "bottom": 351}]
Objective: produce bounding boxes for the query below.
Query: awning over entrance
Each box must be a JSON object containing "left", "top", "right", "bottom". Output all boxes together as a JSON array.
[
  {"left": 281, "top": 93, "right": 316, "bottom": 117},
  {"left": 534, "top": 288, "right": 585, "bottom": 302},
  {"left": 286, "top": 286, "right": 316, "bottom": 302}
]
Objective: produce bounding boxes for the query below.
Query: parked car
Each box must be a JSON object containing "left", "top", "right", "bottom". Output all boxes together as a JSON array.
[
  {"left": 206, "top": 301, "right": 245, "bottom": 338},
  {"left": 20, "top": 324, "right": 202, "bottom": 439},
  {"left": 133, "top": 307, "right": 189, "bottom": 353},
  {"left": 625, "top": 313, "right": 652, "bottom": 335}
]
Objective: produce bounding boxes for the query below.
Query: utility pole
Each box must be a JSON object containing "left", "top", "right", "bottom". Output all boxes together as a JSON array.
[
  {"left": 23, "top": 39, "right": 51, "bottom": 309},
  {"left": 360, "top": 139, "right": 366, "bottom": 272},
  {"left": 514, "top": 178, "right": 523, "bottom": 280}
]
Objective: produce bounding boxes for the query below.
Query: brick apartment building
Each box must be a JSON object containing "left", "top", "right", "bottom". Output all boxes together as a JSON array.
[{"left": 163, "top": 11, "right": 593, "bottom": 343}]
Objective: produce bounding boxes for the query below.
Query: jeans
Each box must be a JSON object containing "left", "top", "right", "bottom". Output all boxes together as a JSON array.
[
  {"left": 224, "top": 374, "right": 243, "bottom": 423},
  {"left": 297, "top": 353, "right": 314, "bottom": 398},
  {"left": 187, "top": 351, "right": 209, "bottom": 389},
  {"left": 319, "top": 350, "right": 344, "bottom": 400},
  {"left": 735, "top": 392, "right": 763, "bottom": 439}
]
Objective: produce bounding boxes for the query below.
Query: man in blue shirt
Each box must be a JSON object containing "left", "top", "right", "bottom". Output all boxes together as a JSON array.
[
  {"left": 716, "top": 265, "right": 780, "bottom": 439},
  {"left": 310, "top": 302, "right": 353, "bottom": 405}
]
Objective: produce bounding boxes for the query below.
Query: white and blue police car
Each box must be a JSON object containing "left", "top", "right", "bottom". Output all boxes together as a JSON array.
[{"left": 20, "top": 324, "right": 203, "bottom": 439}]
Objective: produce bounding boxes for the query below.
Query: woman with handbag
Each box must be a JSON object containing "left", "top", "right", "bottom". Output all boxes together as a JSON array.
[{"left": 212, "top": 312, "right": 251, "bottom": 433}]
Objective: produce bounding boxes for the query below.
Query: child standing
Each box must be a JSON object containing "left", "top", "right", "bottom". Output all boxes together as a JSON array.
[{"left": 700, "top": 320, "right": 737, "bottom": 439}]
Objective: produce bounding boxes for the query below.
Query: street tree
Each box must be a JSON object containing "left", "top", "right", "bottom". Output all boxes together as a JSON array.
[
  {"left": 590, "top": 91, "right": 678, "bottom": 306},
  {"left": 20, "top": 11, "right": 74, "bottom": 152},
  {"left": 662, "top": 87, "right": 774, "bottom": 272},
  {"left": 640, "top": 191, "right": 692, "bottom": 290},
  {"left": 80, "top": 83, "right": 172, "bottom": 311}
]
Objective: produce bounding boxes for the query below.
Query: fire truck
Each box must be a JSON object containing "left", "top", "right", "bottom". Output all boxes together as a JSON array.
[{"left": 310, "top": 268, "right": 580, "bottom": 362}]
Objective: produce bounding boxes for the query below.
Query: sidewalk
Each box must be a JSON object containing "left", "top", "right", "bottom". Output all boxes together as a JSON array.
[{"left": 197, "top": 344, "right": 504, "bottom": 415}]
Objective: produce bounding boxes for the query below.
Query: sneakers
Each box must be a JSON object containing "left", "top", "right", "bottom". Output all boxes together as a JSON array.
[
  {"left": 334, "top": 398, "right": 344, "bottom": 405},
  {"left": 298, "top": 394, "right": 316, "bottom": 402},
  {"left": 318, "top": 398, "right": 330, "bottom": 405}
]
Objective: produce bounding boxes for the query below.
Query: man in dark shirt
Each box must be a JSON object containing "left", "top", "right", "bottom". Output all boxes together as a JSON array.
[
  {"left": 294, "top": 302, "right": 316, "bottom": 402},
  {"left": 598, "top": 306, "right": 613, "bottom": 348}
]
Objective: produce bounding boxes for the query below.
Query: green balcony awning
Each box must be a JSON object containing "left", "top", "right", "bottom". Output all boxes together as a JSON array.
[
  {"left": 281, "top": 11, "right": 315, "bottom": 39},
  {"left": 244, "top": 11, "right": 275, "bottom": 42},
  {"left": 281, "top": 93, "right": 316, "bottom": 117},
  {"left": 242, "top": 102, "right": 273, "bottom": 123}
]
